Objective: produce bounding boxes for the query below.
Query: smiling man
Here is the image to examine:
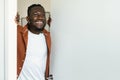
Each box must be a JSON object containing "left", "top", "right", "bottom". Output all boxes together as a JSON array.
[{"left": 17, "top": 4, "right": 51, "bottom": 80}]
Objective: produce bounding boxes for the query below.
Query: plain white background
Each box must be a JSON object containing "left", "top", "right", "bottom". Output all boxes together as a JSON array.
[{"left": 1, "top": 0, "right": 120, "bottom": 80}]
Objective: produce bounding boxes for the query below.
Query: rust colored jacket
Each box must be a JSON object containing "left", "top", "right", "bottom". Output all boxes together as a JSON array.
[{"left": 17, "top": 25, "right": 51, "bottom": 79}]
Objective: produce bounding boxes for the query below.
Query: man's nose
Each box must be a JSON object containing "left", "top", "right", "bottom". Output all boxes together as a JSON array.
[{"left": 37, "top": 15, "right": 45, "bottom": 20}]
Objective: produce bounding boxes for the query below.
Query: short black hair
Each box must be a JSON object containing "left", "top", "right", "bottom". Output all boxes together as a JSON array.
[{"left": 27, "top": 4, "right": 45, "bottom": 16}]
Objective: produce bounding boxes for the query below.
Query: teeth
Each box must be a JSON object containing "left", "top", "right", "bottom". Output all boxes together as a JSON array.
[{"left": 36, "top": 21, "right": 43, "bottom": 24}]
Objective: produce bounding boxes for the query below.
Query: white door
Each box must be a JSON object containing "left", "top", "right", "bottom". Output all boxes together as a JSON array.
[{"left": 0, "top": 0, "right": 5, "bottom": 80}]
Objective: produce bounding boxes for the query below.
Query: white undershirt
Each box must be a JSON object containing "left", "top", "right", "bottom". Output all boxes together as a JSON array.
[{"left": 18, "top": 31, "right": 47, "bottom": 80}]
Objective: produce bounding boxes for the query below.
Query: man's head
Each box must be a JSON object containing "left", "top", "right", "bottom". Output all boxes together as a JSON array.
[{"left": 27, "top": 4, "right": 46, "bottom": 32}]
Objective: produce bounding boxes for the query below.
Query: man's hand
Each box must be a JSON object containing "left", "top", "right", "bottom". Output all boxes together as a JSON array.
[{"left": 15, "top": 12, "right": 20, "bottom": 25}]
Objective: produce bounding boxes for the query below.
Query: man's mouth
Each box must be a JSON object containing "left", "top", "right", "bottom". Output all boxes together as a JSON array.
[
  {"left": 35, "top": 21, "right": 44, "bottom": 27},
  {"left": 35, "top": 21, "right": 43, "bottom": 24}
]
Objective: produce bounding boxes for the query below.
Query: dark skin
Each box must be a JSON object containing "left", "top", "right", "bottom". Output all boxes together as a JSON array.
[{"left": 27, "top": 6, "right": 46, "bottom": 34}]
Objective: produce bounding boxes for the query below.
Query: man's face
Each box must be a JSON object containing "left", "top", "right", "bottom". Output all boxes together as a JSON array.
[{"left": 28, "top": 6, "right": 46, "bottom": 30}]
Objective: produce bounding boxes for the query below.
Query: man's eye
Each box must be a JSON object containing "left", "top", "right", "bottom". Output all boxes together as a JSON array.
[
  {"left": 33, "top": 13, "right": 45, "bottom": 17},
  {"left": 34, "top": 14, "right": 38, "bottom": 16}
]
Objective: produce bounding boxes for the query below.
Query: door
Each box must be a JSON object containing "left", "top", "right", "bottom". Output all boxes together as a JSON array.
[{"left": 0, "top": 0, "right": 5, "bottom": 80}]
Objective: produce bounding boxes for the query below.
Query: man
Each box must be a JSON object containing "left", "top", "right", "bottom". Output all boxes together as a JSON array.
[{"left": 17, "top": 4, "right": 51, "bottom": 80}]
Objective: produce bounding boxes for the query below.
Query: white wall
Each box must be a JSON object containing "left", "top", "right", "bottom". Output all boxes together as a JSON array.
[
  {"left": 0, "top": 0, "right": 5, "bottom": 80},
  {"left": 51, "top": 0, "right": 120, "bottom": 80}
]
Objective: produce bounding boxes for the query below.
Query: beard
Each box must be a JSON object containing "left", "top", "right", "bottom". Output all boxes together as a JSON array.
[
  {"left": 35, "top": 25, "right": 45, "bottom": 31},
  {"left": 28, "top": 22, "right": 46, "bottom": 32}
]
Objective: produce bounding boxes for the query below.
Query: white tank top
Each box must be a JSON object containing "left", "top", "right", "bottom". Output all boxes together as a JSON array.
[{"left": 18, "top": 31, "right": 47, "bottom": 80}]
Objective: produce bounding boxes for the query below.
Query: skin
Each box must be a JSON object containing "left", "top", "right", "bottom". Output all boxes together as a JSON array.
[{"left": 27, "top": 6, "right": 46, "bottom": 34}]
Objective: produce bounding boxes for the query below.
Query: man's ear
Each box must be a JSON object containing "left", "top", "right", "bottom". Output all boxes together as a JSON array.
[{"left": 26, "top": 16, "right": 29, "bottom": 22}]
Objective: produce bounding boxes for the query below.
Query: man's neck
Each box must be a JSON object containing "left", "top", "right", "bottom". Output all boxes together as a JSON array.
[{"left": 28, "top": 24, "right": 43, "bottom": 34}]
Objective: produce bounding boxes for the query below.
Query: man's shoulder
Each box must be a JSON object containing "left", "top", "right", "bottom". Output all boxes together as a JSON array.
[
  {"left": 43, "top": 29, "right": 50, "bottom": 34},
  {"left": 43, "top": 29, "right": 50, "bottom": 36},
  {"left": 17, "top": 25, "right": 23, "bottom": 31},
  {"left": 17, "top": 25, "right": 28, "bottom": 32}
]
